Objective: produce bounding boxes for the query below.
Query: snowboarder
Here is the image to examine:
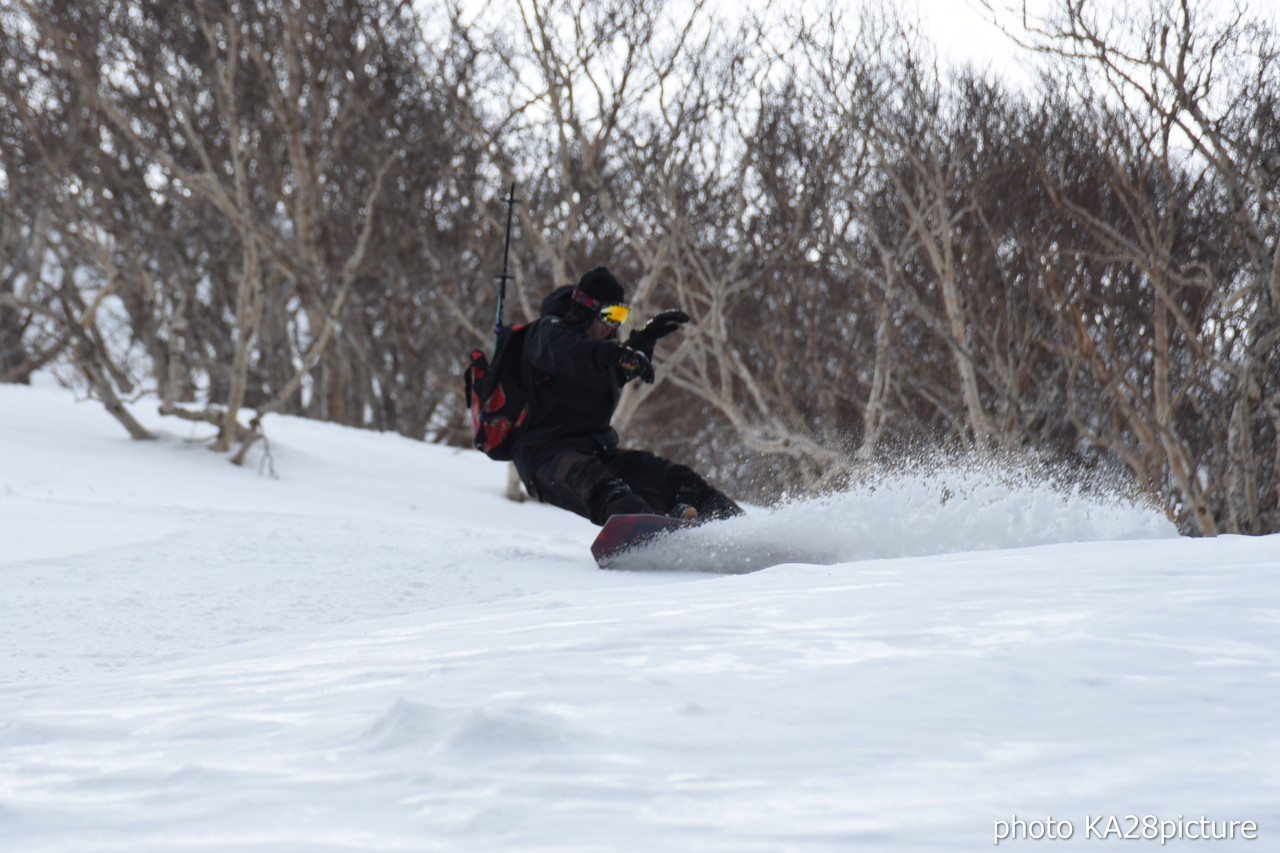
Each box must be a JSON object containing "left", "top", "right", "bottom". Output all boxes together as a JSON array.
[{"left": 512, "top": 266, "right": 744, "bottom": 526}]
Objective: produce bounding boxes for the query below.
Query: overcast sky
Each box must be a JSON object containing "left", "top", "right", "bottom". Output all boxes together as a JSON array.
[
  {"left": 915, "top": 0, "right": 1022, "bottom": 76},
  {"left": 916, "top": 0, "right": 1279, "bottom": 90}
]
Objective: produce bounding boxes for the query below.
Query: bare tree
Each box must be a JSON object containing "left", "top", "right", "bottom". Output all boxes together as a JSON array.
[
  {"left": 6, "top": 0, "right": 1279, "bottom": 532},
  {"left": 989, "top": 0, "right": 1280, "bottom": 532},
  {"left": 4, "top": 0, "right": 493, "bottom": 460}
]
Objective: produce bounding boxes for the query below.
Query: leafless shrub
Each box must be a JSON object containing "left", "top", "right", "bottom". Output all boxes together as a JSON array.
[{"left": 4, "top": 0, "right": 1277, "bottom": 532}]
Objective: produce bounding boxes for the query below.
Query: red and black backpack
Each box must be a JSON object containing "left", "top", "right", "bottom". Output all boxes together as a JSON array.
[{"left": 463, "top": 321, "right": 537, "bottom": 461}]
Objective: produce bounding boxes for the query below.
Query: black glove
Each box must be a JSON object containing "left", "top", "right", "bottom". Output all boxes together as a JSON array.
[
  {"left": 626, "top": 309, "right": 690, "bottom": 358},
  {"left": 616, "top": 345, "right": 655, "bottom": 384}
]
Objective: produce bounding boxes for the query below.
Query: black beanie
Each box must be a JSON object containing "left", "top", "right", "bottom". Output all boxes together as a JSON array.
[{"left": 576, "top": 266, "right": 626, "bottom": 304}]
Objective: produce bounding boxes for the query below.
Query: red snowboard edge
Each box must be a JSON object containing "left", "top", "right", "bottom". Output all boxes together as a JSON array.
[{"left": 591, "top": 513, "right": 692, "bottom": 567}]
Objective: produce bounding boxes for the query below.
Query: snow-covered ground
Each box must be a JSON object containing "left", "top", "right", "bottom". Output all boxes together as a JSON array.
[{"left": 1, "top": 383, "right": 1276, "bottom": 852}]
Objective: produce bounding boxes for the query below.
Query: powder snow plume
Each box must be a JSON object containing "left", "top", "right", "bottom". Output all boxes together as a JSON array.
[{"left": 617, "top": 454, "right": 1178, "bottom": 573}]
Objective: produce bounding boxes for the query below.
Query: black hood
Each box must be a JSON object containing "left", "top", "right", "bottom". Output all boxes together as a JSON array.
[{"left": 540, "top": 284, "right": 576, "bottom": 318}]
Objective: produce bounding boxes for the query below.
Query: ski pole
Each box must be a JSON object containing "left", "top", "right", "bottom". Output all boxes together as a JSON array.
[{"left": 493, "top": 181, "right": 520, "bottom": 351}]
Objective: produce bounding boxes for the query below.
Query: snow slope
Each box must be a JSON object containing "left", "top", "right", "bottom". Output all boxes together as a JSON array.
[{"left": 1, "top": 384, "right": 1276, "bottom": 851}]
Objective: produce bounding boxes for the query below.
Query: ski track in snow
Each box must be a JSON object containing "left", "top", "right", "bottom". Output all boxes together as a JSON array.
[{"left": 1, "top": 384, "right": 1278, "bottom": 852}]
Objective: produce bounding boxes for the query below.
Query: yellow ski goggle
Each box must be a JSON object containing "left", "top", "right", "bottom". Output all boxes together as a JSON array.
[{"left": 572, "top": 290, "right": 631, "bottom": 326}]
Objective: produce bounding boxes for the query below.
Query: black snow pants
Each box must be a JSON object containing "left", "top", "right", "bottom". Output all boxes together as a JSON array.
[{"left": 522, "top": 443, "right": 743, "bottom": 526}]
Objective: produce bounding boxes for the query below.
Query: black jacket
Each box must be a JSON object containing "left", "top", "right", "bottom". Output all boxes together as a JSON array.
[{"left": 513, "top": 317, "right": 626, "bottom": 475}]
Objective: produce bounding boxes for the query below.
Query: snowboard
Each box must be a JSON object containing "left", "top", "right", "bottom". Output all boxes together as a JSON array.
[{"left": 591, "top": 513, "right": 695, "bottom": 568}]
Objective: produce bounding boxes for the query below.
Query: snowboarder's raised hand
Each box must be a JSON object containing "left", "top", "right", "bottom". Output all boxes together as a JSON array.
[
  {"left": 626, "top": 309, "right": 690, "bottom": 357},
  {"left": 616, "top": 346, "right": 655, "bottom": 384}
]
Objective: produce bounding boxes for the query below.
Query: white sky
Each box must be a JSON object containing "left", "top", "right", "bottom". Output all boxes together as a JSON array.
[
  {"left": 917, "top": 0, "right": 1280, "bottom": 85},
  {"left": 914, "top": 0, "right": 1033, "bottom": 85}
]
